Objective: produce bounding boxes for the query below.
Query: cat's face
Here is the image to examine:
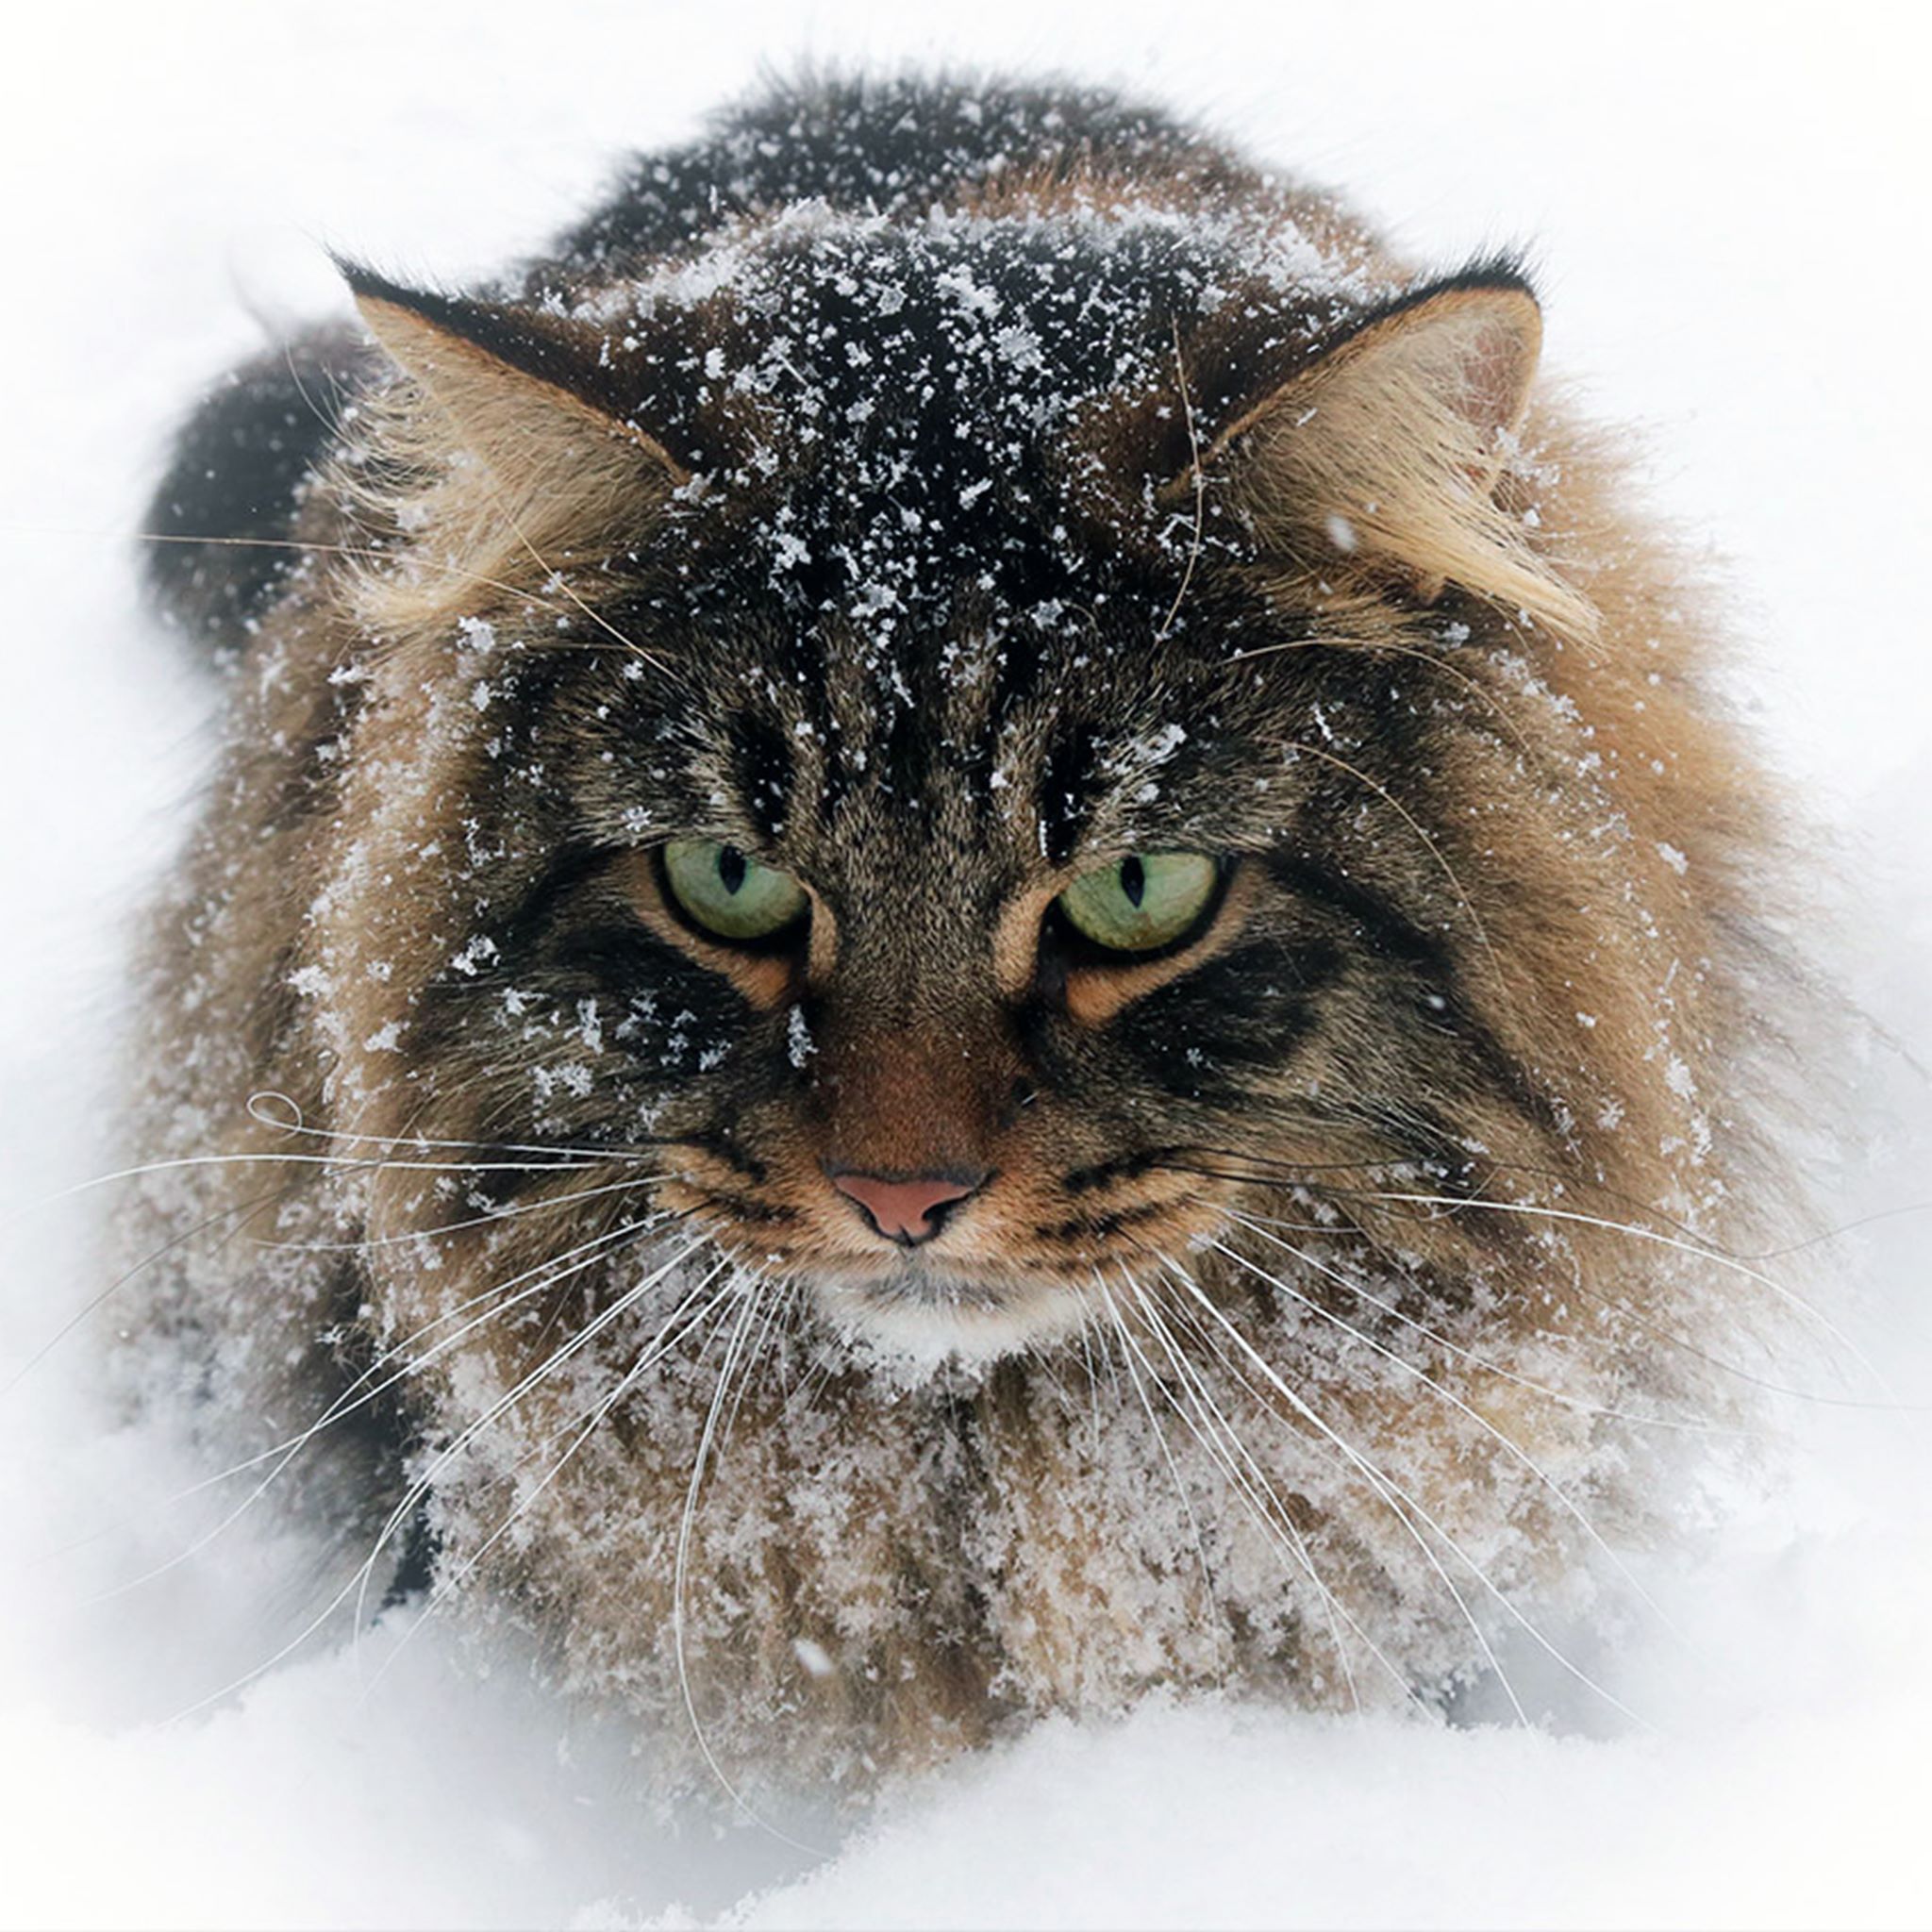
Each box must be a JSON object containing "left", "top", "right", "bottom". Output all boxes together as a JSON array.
[
  {"left": 334, "top": 213, "right": 1579, "bottom": 1357},
  {"left": 468, "top": 565, "right": 1337, "bottom": 1357}
]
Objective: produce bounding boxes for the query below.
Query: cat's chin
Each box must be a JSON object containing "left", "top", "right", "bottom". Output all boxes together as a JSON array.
[{"left": 808, "top": 1264, "right": 1094, "bottom": 1366}]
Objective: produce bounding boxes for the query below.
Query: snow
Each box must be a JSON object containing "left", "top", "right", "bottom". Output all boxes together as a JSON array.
[{"left": 2, "top": 3, "right": 1929, "bottom": 1927}]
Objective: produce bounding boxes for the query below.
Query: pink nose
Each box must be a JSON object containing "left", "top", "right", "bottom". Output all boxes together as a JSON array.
[{"left": 829, "top": 1170, "right": 986, "bottom": 1245}]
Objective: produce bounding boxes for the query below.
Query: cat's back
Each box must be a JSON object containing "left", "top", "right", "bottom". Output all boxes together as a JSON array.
[{"left": 546, "top": 74, "right": 1271, "bottom": 276}]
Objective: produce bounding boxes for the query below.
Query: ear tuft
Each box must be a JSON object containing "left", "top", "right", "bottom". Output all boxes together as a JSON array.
[
  {"left": 1171, "top": 271, "right": 1597, "bottom": 644},
  {"left": 331, "top": 263, "right": 695, "bottom": 641},
  {"left": 338, "top": 261, "right": 692, "bottom": 491}
]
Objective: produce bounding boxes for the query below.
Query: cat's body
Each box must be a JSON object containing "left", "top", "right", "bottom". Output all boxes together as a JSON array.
[{"left": 127, "top": 75, "right": 1790, "bottom": 1797}]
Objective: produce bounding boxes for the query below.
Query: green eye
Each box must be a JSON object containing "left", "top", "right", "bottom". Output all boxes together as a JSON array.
[
  {"left": 661, "top": 839, "right": 808, "bottom": 942},
  {"left": 1057, "top": 852, "right": 1221, "bottom": 954}
]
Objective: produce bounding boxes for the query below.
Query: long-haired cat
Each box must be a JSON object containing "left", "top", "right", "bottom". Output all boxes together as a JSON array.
[{"left": 126, "top": 73, "right": 1793, "bottom": 1800}]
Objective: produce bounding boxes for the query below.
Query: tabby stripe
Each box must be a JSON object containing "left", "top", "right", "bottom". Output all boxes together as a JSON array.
[
  {"left": 729, "top": 713, "right": 794, "bottom": 841},
  {"left": 1270, "top": 855, "right": 1558, "bottom": 1145},
  {"left": 1267, "top": 854, "right": 1449, "bottom": 974},
  {"left": 1037, "top": 721, "right": 1098, "bottom": 867}
]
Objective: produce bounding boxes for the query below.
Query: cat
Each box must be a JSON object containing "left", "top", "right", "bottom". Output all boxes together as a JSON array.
[{"left": 125, "top": 72, "right": 1794, "bottom": 1801}]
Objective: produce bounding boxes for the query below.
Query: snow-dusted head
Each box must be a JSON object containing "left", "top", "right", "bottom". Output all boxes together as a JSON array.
[
  {"left": 129, "top": 75, "right": 1790, "bottom": 1801},
  {"left": 307, "top": 195, "right": 1656, "bottom": 1364}
]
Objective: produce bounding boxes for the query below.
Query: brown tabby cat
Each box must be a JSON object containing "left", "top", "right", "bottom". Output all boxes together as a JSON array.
[{"left": 126, "top": 74, "right": 1790, "bottom": 1799}]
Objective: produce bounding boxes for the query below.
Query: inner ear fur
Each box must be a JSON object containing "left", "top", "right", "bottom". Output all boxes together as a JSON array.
[
  {"left": 1174, "top": 275, "right": 1599, "bottom": 645},
  {"left": 344, "top": 267, "right": 692, "bottom": 492},
  {"left": 339, "top": 266, "right": 692, "bottom": 635}
]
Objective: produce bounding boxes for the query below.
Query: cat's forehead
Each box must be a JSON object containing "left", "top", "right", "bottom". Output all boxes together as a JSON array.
[
  {"left": 614, "top": 575, "right": 1291, "bottom": 883},
  {"left": 590, "top": 206, "right": 1372, "bottom": 578},
  {"left": 564, "top": 209, "right": 1359, "bottom": 860},
  {"left": 599, "top": 214, "right": 1342, "bottom": 653}
]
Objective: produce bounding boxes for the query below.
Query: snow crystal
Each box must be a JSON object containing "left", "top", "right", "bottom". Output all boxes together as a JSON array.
[
  {"left": 450, "top": 935, "right": 500, "bottom": 976},
  {"left": 787, "top": 1005, "right": 817, "bottom": 1069},
  {"left": 1323, "top": 511, "right": 1358, "bottom": 554}
]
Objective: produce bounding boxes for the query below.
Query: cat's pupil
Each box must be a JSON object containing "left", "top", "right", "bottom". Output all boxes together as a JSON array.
[
  {"left": 717, "top": 846, "right": 748, "bottom": 895},
  {"left": 1120, "top": 856, "right": 1146, "bottom": 908}
]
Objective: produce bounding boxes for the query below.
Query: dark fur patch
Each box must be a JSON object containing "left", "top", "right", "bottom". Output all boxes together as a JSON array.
[{"left": 144, "top": 327, "right": 363, "bottom": 651}]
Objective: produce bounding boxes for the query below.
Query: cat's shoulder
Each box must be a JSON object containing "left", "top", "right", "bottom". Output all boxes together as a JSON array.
[{"left": 142, "top": 325, "right": 367, "bottom": 654}]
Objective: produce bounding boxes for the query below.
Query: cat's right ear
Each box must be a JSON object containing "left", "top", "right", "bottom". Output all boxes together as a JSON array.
[{"left": 341, "top": 263, "right": 694, "bottom": 492}]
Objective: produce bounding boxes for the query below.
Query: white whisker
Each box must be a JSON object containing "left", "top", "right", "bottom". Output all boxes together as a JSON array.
[
  {"left": 252, "top": 1173, "right": 659, "bottom": 1256},
  {"left": 241, "top": 1090, "right": 667, "bottom": 1164},
  {"left": 345, "top": 1230, "right": 713, "bottom": 1636},
  {"left": 1208, "top": 1225, "right": 1685, "bottom": 1641},
  {"left": 1157, "top": 1279, "right": 1523, "bottom": 1724},
  {"left": 1086, "top": 1276, "right": 1224, "bottom": 1650},
  {"left": 1126, "top": 1266, "right": 1430, "bottom": 1712},
  {"left": 99, "top": 1212, "right": 675, "bottom": 1604},
  {"left": 361, "top": 1254, "right": 742, "bottom": 1692},
  {"left": 671, "top": 1274, "right": 828, "bottom": 1857},
  {"left": 3, "top": 1185, "right": 293, "bottom": 1399},
  {"left": 1160, "top": 1256, "right": 1649, "bottom": 1728},
  {"left": 1342, "top": 1188, "right": 1901, "bottom": 1406},
  {"left": 132, "top": 1209, "right": 683, "bottom": 1537},
  {"left": 161, "top": 1230, "right": 708, "bottom": 1718},
  {"left": 1224, "top": 1206, "right": 1757, "bottom": 1440}
]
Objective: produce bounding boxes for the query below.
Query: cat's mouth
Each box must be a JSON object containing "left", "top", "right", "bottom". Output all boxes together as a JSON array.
[{"left": 659, "top": 1142, "right": 1233, "bottom": 1357}]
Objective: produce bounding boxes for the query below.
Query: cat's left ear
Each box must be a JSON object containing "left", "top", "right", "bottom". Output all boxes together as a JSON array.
[
  {"left": 1168, "top": 269, "right": 1594, "bottom": 640},
  {"left": 340, "top": 263, "right": 695, "bottom": 491}
]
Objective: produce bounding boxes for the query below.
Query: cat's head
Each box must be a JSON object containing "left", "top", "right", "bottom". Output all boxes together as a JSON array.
[{"left": 315, "top": 204, "right": 1622, "bottom": 1359}]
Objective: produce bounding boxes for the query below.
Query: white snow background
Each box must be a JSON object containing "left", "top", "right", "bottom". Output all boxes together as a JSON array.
[{"left": 2, "top": 4, "right": 1928, "bottom": 1925}]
